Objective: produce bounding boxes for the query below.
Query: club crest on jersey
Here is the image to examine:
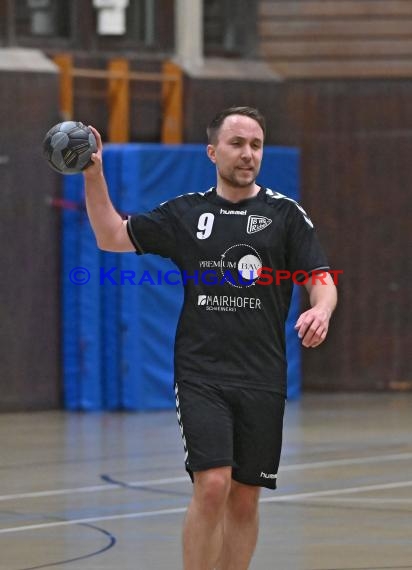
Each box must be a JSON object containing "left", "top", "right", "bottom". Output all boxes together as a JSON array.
[{"left": 247, "top": 215, "right": 272, "bottom": 234}]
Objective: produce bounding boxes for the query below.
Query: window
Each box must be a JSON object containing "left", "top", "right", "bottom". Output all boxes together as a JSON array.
[
  {"left": 0, "top": 0, "right": 174, "bottom": 54},
  {"left": 204, "top": 0, "right": 257, "bottom": 58},
  {"left": 95, "top": 0, "right": 174, "bottom": 52},
  {"left": 15, "top": 0, "right": 71, "bottom": 38}
]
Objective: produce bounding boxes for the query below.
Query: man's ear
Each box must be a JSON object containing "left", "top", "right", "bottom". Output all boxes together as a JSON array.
[{"left": 207, "top": 144, "right": 216, "bottom": 164}]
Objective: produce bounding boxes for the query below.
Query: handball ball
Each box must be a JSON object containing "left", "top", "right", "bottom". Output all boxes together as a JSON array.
[{"left": 42, "top": 121, "right": 97, "bottom": 174}]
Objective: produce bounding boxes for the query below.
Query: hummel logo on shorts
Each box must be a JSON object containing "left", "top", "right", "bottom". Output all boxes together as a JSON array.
[{"left": 260, "top": 471, "right": 277, "bottom": 479}]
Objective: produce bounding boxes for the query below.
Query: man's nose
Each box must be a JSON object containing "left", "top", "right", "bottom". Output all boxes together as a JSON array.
[{"left": 241, "top": 146, "right": 252, "bottom": 160}]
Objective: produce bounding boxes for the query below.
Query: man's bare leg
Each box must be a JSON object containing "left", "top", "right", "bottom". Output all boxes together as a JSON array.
[
  {"left": 183, "top": 467, "right": 232, "bottom": 570},
  {"left": 215, "top": 479, "right": 261, "bottom": 570}
]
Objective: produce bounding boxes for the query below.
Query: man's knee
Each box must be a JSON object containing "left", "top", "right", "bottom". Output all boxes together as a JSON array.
[
  {"left": 227, "top": 481, "right": 261, "bottom": 522},
  {"left": 193, "top": 467, "right": 232, "bottom": 511}
]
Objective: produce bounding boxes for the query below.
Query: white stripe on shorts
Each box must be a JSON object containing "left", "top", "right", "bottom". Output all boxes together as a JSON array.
[{"left": 175, "top": 383, "right": 188, "bottom": 462}]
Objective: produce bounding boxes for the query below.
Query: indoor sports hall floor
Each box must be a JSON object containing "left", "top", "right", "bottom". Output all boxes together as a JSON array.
[{"left": 0, "top": 392, "right": 411, "bottom": 570}]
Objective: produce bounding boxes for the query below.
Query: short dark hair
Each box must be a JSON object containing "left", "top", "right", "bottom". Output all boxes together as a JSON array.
[{"left": 206, "top": 106, "right": 266, "bottom": 144}]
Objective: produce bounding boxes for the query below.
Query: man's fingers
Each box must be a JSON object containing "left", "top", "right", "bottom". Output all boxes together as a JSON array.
[
  {"left": 296, "top": 312, "right": 329, "bottom": 347},
  {"left": 295, "top": 317, "right": 315, "bottom": 340},
  {"left": 89, "top": 125, "right": 102, "bottom": 150},
  {"left": 302, "top": 324, "right": 328, "bottom": 348}
]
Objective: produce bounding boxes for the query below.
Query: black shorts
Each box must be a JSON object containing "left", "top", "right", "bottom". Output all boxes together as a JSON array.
[{"left": 174, "top": 379, "right": 285, "bottom": 489}]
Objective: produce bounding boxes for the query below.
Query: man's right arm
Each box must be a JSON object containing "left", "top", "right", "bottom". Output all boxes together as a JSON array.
[{"left": 83, "top": 126, "right": 135, "bottom": 253}]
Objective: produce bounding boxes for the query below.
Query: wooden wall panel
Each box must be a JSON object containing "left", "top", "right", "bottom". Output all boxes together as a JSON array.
[
  {"left": 302, "top": 134, "right": 412, "bottom": 390},
  {"left": 0, "top": 3, "right": 6, "bottom": 43},
  {"left": 182, "top": 76, "right": 283, "bottom": 144},
  {"left": 271, "top": 80, "right": 412, "bottom": 391},
  {"left": 0, "top": 67, "right": 61, "bottom": 410},
  {"left": 257, "top": 0, "right": 412, "bottom": 78},
  {"left": 259, "top": 19, "right": 412, "bottom": 38},
  {"left": 260, "top": 1, "right": 412, "bottom": 18}
]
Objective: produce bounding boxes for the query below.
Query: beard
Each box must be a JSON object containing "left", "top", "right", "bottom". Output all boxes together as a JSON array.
[{"left": 219, "top": 166, "right": 259, "bottom": 189}]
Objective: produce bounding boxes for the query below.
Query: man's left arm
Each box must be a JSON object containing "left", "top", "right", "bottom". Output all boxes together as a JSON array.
[{"left": 294, "top": 272, "right": 337, "bottom": 348}]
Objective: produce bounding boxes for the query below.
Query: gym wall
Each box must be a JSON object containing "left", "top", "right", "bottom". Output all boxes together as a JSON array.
[{"left": 0, "top": 49, "right": 61, "bottom": 410}]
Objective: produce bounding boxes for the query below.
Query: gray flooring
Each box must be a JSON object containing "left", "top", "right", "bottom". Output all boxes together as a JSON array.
[{"left": 0, "top": 393, "right": 411, "bottom": 569}]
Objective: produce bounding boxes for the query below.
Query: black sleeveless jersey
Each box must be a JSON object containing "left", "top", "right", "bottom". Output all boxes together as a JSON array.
[{"left": 127, "top": 186, "right": 329, "bottom": 395}]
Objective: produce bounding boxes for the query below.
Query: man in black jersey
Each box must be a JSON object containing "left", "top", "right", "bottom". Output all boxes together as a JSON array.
[{"left": 83, "top": 107, "right": 337, "bottom": 570}]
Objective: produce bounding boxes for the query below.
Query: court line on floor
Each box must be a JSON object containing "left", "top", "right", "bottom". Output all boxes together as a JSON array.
[
  {"left": 0, "top": 479, "right": 411, "bottom": 535},
  {"left": 20, "top": 522, "right": 116, "bottom": 570},
  {"left": 306, "top": 497, "right": 412, "bottom": 504},
  {"left": 261, "top": 479, "right": 412, "bottom": 503},
  {"left": 0, "top": 451, "right": 411, "bottom": 503},
  {"left": 279, "top": 451, "right": 412, "bottom": 472},
  {"left": 0, "top": 476, "right": 188, "bottom": 502}
]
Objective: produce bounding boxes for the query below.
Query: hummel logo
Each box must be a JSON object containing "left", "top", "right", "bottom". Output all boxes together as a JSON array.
[
  {"left": 260, "top": 471, "right": 277, "bottom": 479},
  {"left": 247, "top": 215, "right": 272, "bottom": 234},
  {"left": 220, "top": 208, "right": 247, "bottom": 215}
]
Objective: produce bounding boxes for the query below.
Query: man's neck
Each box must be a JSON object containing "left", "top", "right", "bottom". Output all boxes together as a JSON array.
[{"left": 216, "top": 183, "right": 260, "bottom": 204}]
